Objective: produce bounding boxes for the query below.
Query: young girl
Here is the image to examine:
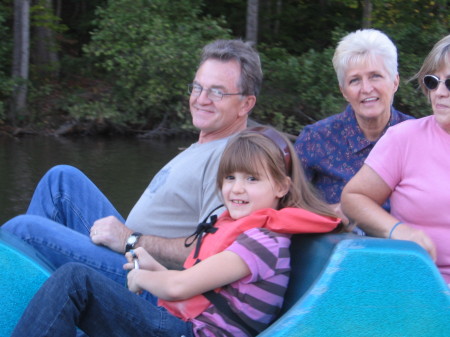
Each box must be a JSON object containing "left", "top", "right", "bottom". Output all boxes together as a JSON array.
[{"left": 12, "top": 127, "right": 340, "bottom": 337}]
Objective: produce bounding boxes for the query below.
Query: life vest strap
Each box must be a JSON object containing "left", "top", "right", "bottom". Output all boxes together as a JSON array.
[{"left": 185, "top": 204, "right": 224, "bottom": 258}]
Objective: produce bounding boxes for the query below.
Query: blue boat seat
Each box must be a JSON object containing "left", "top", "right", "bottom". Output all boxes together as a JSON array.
[
  {"left": 2, "top": 229, "right": 450, "bottom": 336},
  {"left": 259, "top": 233, "right": 450, "bottom": 337},
  {"left": 0, "top": 229, "right": 53, "bottom": 337}
]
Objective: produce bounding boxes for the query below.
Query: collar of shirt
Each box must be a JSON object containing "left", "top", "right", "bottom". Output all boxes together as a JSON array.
[{"left": 343, "top": 104, "right": 400, "bottom": 154}]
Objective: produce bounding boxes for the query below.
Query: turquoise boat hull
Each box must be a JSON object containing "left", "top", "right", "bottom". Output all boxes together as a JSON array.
[{"left": 2, "top": 229, "right": 449, "bottom": 336}]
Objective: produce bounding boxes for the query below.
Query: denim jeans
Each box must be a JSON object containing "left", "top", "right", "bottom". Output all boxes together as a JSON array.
[
  {"left": 11, "top": 263, "right": 194, "bottom": 337},
  {"left": 2, "top": 165, "right": 148, "bottom": 290}
]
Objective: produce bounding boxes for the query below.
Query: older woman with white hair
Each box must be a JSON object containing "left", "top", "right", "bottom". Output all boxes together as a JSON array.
[
  {"left": 342, "top": 34, "right": 450, "bottom": 284},
  {"left": 294, "top": 29, "right": 413, "bottom": 226}
]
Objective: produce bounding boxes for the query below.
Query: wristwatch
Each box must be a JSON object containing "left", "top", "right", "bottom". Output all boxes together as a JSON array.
[{"left": 125, "top": 232, "right": 143, "bottom": 252}]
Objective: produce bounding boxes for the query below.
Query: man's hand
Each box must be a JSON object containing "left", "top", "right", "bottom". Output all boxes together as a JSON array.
[
  {"left": 91, "top": 216, "right": 194, "bottom": 269},
  {"left": 90, "top": 216, "right": 133, "bottom": 253}
]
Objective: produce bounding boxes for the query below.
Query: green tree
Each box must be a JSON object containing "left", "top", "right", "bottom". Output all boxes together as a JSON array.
[
  {"left": 252, "top": 0, "right": 449, "bottom": 135},
  {"left": 0, "top": 1, "right": 12, "bottom": 121},
  {"left": 253, "top": 30, "right": 346, "bottom": 135},
  {"left": 81, "top": 0, "right": 230, "bottom": 130},
  {"left": 371, "top": 0, "right": 449, "bottom": 117},
  {"left": 2, "top": 0, "right": 449, "bottom": 133}
]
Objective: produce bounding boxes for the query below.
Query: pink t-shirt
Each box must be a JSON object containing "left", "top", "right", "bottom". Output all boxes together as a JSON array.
[{"left": 366, "top": 115, "right": 450, "bottom": 283}]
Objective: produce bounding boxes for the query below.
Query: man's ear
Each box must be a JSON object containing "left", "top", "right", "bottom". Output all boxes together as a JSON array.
[{"left": 239, "top": 95, "right": 257, "bottom": 117}]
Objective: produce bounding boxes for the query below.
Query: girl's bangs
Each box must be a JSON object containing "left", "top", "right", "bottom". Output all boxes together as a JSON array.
[{"left": 219, "top": 139, "right": 267, "bottom": 179}]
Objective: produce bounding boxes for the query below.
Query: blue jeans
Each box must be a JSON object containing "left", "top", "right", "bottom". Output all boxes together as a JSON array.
[
  {"left": 11, "top": 263, "right": 194, "bottom": 337},
  {"left": 2, "top": 165, "right": 150, "bottom": 293}
]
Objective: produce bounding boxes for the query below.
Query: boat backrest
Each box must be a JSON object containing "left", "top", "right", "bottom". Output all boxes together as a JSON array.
[
  {"left": 258, "top": 233, "right": 450, "bottom": 336},
  {"left": 3, "top": 229, "right": 450, "bottom": 337}
]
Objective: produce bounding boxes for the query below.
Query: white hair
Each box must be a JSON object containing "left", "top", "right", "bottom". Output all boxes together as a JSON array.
[{"left": 332, "top": 29, "right": 398, "bottom": 87}]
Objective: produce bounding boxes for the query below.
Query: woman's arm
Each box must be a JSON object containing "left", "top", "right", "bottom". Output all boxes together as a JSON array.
[
  {"left": 342, "top": 164, "right": 436, "bottom": 260},
  {"left": 127, "top": 250, "right": 250, "bottom": 300},
  {"left": 341, "top": 164, "right": 395, "bottom": 237}
]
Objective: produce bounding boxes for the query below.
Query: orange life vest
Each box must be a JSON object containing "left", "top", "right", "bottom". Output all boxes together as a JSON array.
[{"left": 158, "top": 207, "right": 340, "bottom": 321}]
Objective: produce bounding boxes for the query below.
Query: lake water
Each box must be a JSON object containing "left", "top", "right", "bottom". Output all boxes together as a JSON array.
[{"left": 0, "top": 135, "right": 191, "bottom": 224}]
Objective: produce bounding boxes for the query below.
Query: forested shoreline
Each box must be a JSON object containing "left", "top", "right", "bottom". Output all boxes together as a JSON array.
[{"left": 0, "top": 0, "right": 448, "bottom": 137}]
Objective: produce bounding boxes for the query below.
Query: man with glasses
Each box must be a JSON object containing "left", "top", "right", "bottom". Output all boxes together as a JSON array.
[{"left": 3, "top": 39, "right": 262, "bottom": 287}]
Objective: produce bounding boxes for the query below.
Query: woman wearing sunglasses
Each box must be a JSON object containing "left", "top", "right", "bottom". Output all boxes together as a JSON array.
[
  {"left": 294, "top": 29, "right": 413, "bottom": 229},
  {"left": 342, "top": 34, "right": 450, "bottom": 285}
]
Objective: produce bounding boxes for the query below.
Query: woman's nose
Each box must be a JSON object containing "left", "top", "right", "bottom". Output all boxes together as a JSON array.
[
  {"left": 435, "top": 80, "right": 449, "bottom": 96},
  {"left": 360, "top": 78, "right": 373, "bottom": 93}
]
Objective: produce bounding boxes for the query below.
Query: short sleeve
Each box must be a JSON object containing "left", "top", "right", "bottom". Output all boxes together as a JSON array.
[
  {"left": 365, "top": 126, "right": 404, "bottom": 189},
  {"left": 226, "top": 228, "right": 291, "bottom": 283}
]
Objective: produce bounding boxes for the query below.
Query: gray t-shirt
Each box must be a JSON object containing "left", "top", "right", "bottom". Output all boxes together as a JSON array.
[{"left": 125, "top": 137, "right": 228, "bottom": 237}]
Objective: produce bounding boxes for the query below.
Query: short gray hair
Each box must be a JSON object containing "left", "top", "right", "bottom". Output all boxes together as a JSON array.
[
  {"left": 199, "top": 39, "right": 263, "bottom": 97},
  {"left": 332, "top": 29, "right": 398, "bottom": 87}
]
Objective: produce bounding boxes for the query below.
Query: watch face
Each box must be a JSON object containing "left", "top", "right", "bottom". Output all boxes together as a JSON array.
[{"left": 127, "top": 236, "right": 137, "bottom": 245}]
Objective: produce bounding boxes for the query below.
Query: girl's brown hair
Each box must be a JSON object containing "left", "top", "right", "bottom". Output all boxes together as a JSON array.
[{"left": 217, "top": 127, "right": 337, "bottom": 218}]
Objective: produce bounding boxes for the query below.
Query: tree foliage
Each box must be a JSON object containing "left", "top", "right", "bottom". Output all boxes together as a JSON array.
[
  {"left": 0, "top": 0, "right": 449, "bottom": 134},
  {"left": 0, "top": 1, "right": 13, "bottom": 120},
  {"left": 371, "top": 0, "right": 449, "bottom": 117},
  {"left": 252, "top": 0, "right": 449, "bottom": 133},
  {"left": 80, "top": 0, "right": 230, "bottom": 129}
]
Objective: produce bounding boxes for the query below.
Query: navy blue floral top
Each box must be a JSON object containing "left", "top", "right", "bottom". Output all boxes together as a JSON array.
[{"left": 294, "top": 104, "right": 413, "bottom": 208}]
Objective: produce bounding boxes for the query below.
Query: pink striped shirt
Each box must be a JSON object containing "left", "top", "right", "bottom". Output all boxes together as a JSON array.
[{"left": 191, "top": 228, "right": 291, "bottom": 336}]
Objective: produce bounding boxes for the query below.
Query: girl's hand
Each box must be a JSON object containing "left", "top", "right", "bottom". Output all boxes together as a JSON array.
[
  {"left": 126, "top": 269, "right": 143, "bottom": 294},
  {"left": 123, "top": 247, "right": 166, "bottom": 272}
]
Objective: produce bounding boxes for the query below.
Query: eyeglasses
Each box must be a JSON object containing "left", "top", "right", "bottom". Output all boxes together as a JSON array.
[
  {"left": 423, "top": 75, "right": 450, "bottom": 91},
  {"left": 188, "top": 83, "right": 244, "bottom": 102}
]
